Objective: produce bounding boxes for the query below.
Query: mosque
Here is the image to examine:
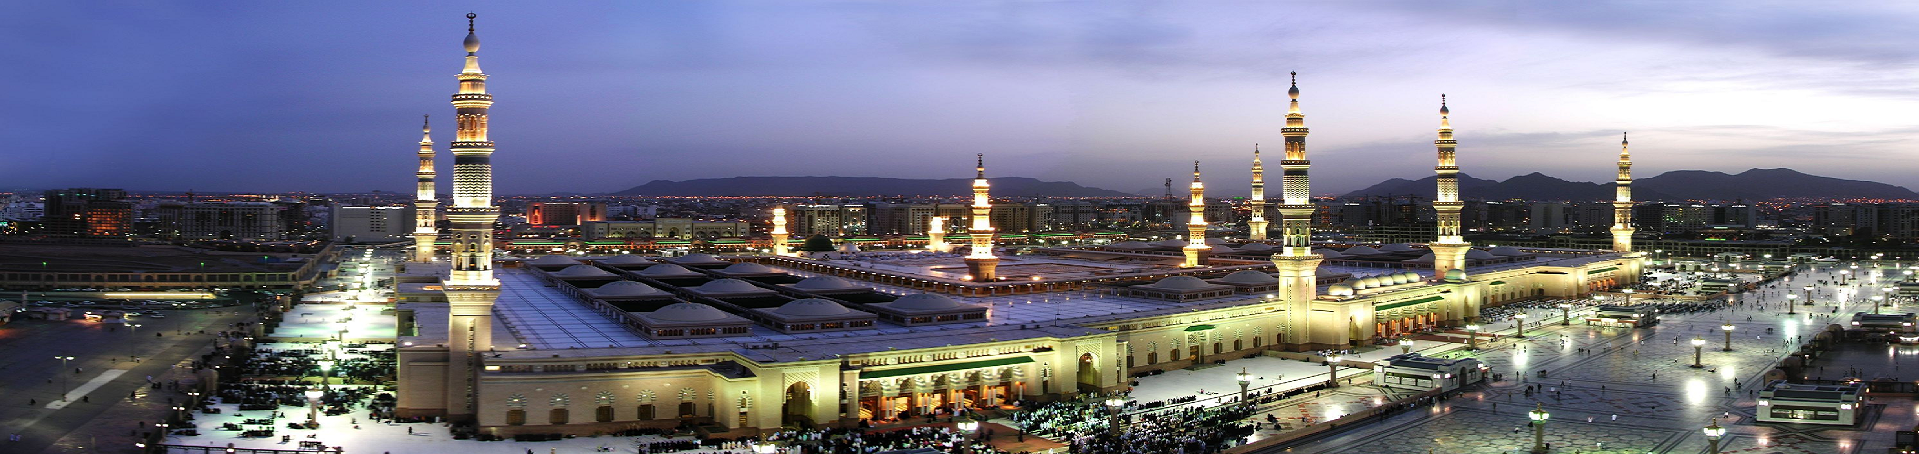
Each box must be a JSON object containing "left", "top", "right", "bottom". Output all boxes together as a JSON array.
[{"left": 391, "top": 15, "right": 1643, "bottom": 436}]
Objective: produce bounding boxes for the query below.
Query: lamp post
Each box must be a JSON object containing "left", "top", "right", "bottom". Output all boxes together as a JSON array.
[
  {"left": 1622, "top": 288, "right": 1634, "bottom": 306},
  {"left": 1802, "top": 285, "right": 1815, "bottom": 306},
  {"left": 1703, "top": 418, "right": 1725, "bottom": 454},
  {"left": 317, "top": 359, "right": 335, "bottom": 388},
  {"left": 1513, "top": 313, "right": 1528, "bottom": 339},
  {"left": 1104, "top": 396, "right": 1127, "bottom": 436},
  {"left": 1236, "top": 368, "right": 1252, "bottom": 406},
  {"left": 1690, "top": 337, "right": 1706, "bottom": 368},
  {"left": 1465, "top": 324, "right": 1480, "bottom": 351},
  {"left": 1785, "top": 294, "right": 1797, "bottom": 315},
  {"left": 1721, "top": 322, "right": 1735, "bottom": 352},
  {"left": 54, "top": 355, "right": 75, "bottom": 401},
  {"left": 1874, "top": 295, "right": 1886, "bottom": 314},
  {"left": 304, "top": 387, "right": 324, "bottom": 427},
  {"left": 957, "top": 419, "right": 979, "bottom": 454},
  {"left": 1556, "top": 303, "right": 1572, "bottom": 326},
  {"left": 1399, "top": 337, "right": 1413, "bottom": 354},
  {"left": 1527, "top": 403, "right": 1550, "bottom": 454},
  {"left": 1326, "top": 354, "right": 1343, "bottom": 388}
]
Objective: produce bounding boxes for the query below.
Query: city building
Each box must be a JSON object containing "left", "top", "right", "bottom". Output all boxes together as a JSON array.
[
  {"left": 43, "top": 188, "right": 132, "bottom": 237},
  {"left": 527, "top": 202, "right": 606, "bottom": 226},
  {"left": 581, "top": 219, "right": 749, "bottom": 240},
  {"left": 152, "top": 202, "right": 287, "bottom": 241},
  {"left": 789, "top": 204, "right": 868, "bottom": 237},
  {"left": 332, "top": 205, "right": 414, "bottom": 243}
]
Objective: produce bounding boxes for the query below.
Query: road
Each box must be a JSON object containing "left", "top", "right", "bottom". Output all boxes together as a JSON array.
[{"left": 0, "top": 307, "right": 252, "bottom": 453}]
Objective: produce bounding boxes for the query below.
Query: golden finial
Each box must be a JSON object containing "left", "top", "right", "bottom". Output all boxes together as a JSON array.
[
  {"left": 1193, "top": 160, "right": 1201, "bottom": 181},
  {"left": 976, "top": 153, "right": 984, "bottom": 179},
  {"left": 422, "top": 114, "right": 431, "bottom": 133},
  {"left": 467, "top": 12, "right": 477, "bottom": 32},
  {"left": 1440, "top": 94, "right": 1449, "bottom": 116},
  {"left": 1622, "top": 131, "right": 1629, "bottom": 145}
]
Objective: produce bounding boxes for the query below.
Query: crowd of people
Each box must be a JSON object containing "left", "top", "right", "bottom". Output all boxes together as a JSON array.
[{"left": 239, "top": 344, "right": 396, "bottom": 383}]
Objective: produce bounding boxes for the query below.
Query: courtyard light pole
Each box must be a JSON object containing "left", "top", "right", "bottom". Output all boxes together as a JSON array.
[
  {"left": 1325, "top": 354, "right": 1343, "bottom": 388},
  {"left": 304, "top": 387, "right": 324, "bottom": 427},
  {"left": 1786, "top": 294, "right": 1797, "bottom": 315},
  {"left": 1527, "top": 403, "right": 1550, "bottom": 454},
  {"left": 54, "top": 355, "right": 75, "bottom": 401},
  {"left": 1556, "top": 303, "right": 1572, "bottom": 326},
  {"left": 1622, "top": 288, "right": 1634, "bottom": 306},
  {"left": 1104, "top": 396, "right": 1127, "bottom": 436},
  {"left": 1512, "top": 313, "right": 1528, "bottom": 339},
  {"left": 1721, "top": 322, "right": 1735, "bottom": 352},
  {"left": 1690, "top": 337, "right": 1706, "bottom": 368},
  {"left": 1399, "top": 337, "right": 1413, "bottom": 354},
  {"left": 1466, "top": 324, "right": 1480, "bottom": 351},
  {"left": 1703, "top": 418, "right": 1726, "bottom": 454},
  {"left": 1874, "top": 295, "right": 1886, "bottom": 314},
  {"left": 1803, "top": 285, "right": 1815, "bottom": 306}
]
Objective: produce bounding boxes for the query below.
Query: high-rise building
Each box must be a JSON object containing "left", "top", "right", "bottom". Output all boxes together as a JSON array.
[
  {"left": 332, "top": 205, "right": 412, "bottom": 242},
  {"left": 152, "top": 202, "right": 286, "bottom": 241},
  {"left": 527, "top": 202, "right": 606, "bottom": 226},
  {"left": 789, "top": 204, "right": 868, "bottom": 237},
  {"left": 43, "top": 188, "right": 131, "bottom": 237}
]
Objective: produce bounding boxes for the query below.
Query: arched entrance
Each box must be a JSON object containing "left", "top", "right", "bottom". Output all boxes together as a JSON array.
[
  {"left": 783, "top": 382, "right": 813, "bottom": 427},
  {"left": 1076, "top": 353, "right": 1099, "bottom": 392}
]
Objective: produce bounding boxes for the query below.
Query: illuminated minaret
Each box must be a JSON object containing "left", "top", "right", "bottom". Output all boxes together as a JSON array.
[
  {"left": 926, "top": 216, "right": 948, "bottom": 252},
  {"left": 1183, "top": 161, "right": 1211, "bottom": 267},
  {"left": 1611, "top": 132, "right": 1635, "bottom": 253},
  {"left": 1269, "top": 72, "right": 1324, "bottom": 349},
  {"left": 771, "top": 206, "right": 790, "bottom": 257},
  {"left": 963, "top": 154, "right": 998, "bottom": 281},
  {"left": 440, "top": 13, "right": 498, "bottom": 422},
  {"left": 1429, "top": 95, "right": 1471, "bottom": 279},
  {"left": 1247, "top": 145, "right": 1268, "bottom": 240},
  {"left": 412, "top": 115, "right": 439, "bottom": 263}
]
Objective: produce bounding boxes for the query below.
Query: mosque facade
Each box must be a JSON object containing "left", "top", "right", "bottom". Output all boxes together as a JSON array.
[{"left": 391, "top": 15, "right": 1643, "bottom": 437}]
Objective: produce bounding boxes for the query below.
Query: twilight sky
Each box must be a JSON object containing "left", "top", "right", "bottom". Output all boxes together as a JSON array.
[{"left": 5, "top": 1, "right": 1919, "bottom": 196}]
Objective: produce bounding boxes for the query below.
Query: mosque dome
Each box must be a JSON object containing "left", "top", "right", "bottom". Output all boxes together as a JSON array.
[
  {"left": 1357, "top": 276, "right": 1381, "bottom": 289},
  {"left": 638, "top": 264, "right": 701, "bottom": 277},
  {"left": 462, "top": 14, "right": 481, "bottom": 53},
  {"left": 721, "top": 262, "right": 776, "bottom": 274},
  {"left": 592, "top": 281, "right": 665, "bottom": 297},
  {"left": 1466, "top": 249, "right": 1497, "bottom": 260},
  {"left": 1444, "top": 269, "right": 1467, "bottom": 282},
  {"left": 791, "top": 276, "right": 863, "bottom": 291},
  {"left": 695, "top": 279, "right": 763, "bottom": 294},
  {"left": 601, "top": 255, "right": 655, "bottom": 265},
  {"left": 1343, "top": 246, "right": 1381, "bottom": 255},
  {"left": 553, "top": 265, "right": 614, "bottom": 277},
  {"left": 1312, "top": 248, "right": 1343, "bottom": 258},
  {"left": 1150, "top": 276, "right": 1213, "bottom": 290},
  {"left": 529, "top": 255, "right": 582, "bottom": 266},
  {"left": 1328, "top": 283, "right": 1354, "bottom": 296},
  {"left": 773, "top": 299, "right": 854, "bottom": 317},
  {"left": 888, "top": 294, "right": 966, "bottom": 311},
  {"left": 1380, "top": 243, "right": 1415, "bottom": 253},
  {"left": 1489, "top": 246, "right": 1526, "bottom": 256},
  {"left": 1109, "top": 241, "right": 1152, "bottom": 249},
  {"left": 649, "top": 303, "right": 730, "bottom": 322},
  {"left": 675, "top": 253, "right": 725, "bottom": 264},
  {"left": 1217, "top": 270, "right": 1274, "bottom": 285}
]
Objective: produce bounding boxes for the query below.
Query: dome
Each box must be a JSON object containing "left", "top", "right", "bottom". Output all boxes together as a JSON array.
[
  {"left": 1154, "top": 239, "right": 1188, "bottom": 248},
  {"left": 1489, "top": 246, "right": 1525, "bottom": 256},
  {"left": 1312, "top": 248, "right": 1343, "bottom": 258},
  {"left": 529, "top": 255, "right": 582, "bottom": 266},
  {"left": 791, "top": 276, "right": 862, "bottom": 291},
  {"left": 592, "top": 281, "right": 665, "bottom": 297},
  {"left": 1209, "top": 245, "right": 1237, "bottom": 254},
  {"left": 1357, "top": 276, "right": 1381, "bottom": 288},
  {"left": 888, "top": 294, "right": 966, "bottom": 311},
  {"left": 773, "top": 299, "right": 854, "bottom": 317},
  {"left": 648, "top": 303, "right": 731, "bottom": 322},
  {"left": 1149, "top": 276, "right": 1213, "bottom": 290},
  {"left": 1444, "top": 269, "right": 1467, "bottom": 282},
  {"left": 1109, "top": 241, "right": 1152, "bottom": 249},
  {"left": 638, "top": 264, "right": 701, "bottom": 277},
  {"left": 1238, "top": 243, "right": 1273, "bottom": 252},
  {"left": 553, "top": 265, "right": 614, "bottom": 277},
  {"left": 601, "top": 255, "right": 655, "bottom": 265},
  {"left": 1409, "top": 253, "right": 1435, "bottom": 262},
  {"left": 1343, "top": 246, "right": 1381, "bottom": 255},
  {"left": 1204, "top": 238, "right": 1229, "bottom": 246},
  {"left": 694, "top": 278, "right": 765, "bottom": 294},
  {"left": 462, "top": 14, "right": 481, "bottom": 53},
  {"left": 1387, "top": 274, "right": 1408, "bottom": 285},
  {"left": 1466, "top": 249, "right": 1497, "bottom": 260},
  {"left": 1380, "top": 243, "right": 1415, "bottom": 252},
  {"left": 1400, "top": 272, "right": 1421, "bottom": 283},
  {"left": 720, "top": 262, "right": 776, "bottom": 274},
  {"left": 1216, "top": 270, "right": 1274, "bottom": 285},
  {"left": 839, "top": 242, "right": 861, "bottom": 254},
  {"left": 1328, "top": 283, "right": 1354, "bottom": 296}
]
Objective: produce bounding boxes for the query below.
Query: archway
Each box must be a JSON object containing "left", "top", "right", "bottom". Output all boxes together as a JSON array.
[
  {"left": 1076, "top": 353, "right": 1099, "bottom": 392},
  {"left": 783, "top": 381, "right": 814, "bottom": 427}
]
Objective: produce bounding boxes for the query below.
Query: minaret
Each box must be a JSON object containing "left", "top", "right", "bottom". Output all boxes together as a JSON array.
[
  {"left": 440, "top": 13, "right": 499, "bottom": 423},
  {"left": 1183, "top": 161, "right": 1211, "bottom": 267},
  {"left": 926, "top": 216, "right": 948, "bottom": 252},
  {"left": 771, "top": 206, "right": 790, "bottom": 256},
  {"left": 1611, "top": 132, "right": 1635, "bottom": 252},
  {"left": 412, "top": 115, "right": 439, "bottom": 263},
  {"left": 963, "top": 154, "right": 999, "bottom": 281},
  {"left": 1269, "top": 72, "right": 1324, "bottom": 349},
  {"left": 1247, "top": 145, "right": 1268, "bottom": 240},
  {"left": 1430, "top": 95, "right": 1471, "bottom": 279}
]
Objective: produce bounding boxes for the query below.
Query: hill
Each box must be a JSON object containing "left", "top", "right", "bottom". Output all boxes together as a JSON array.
[
  {"left": 614, "top": 176, "right": 1135, "bottom": 197},
  {"left": 1341, "top": 168, "right": 1913, "bottom": 201}
]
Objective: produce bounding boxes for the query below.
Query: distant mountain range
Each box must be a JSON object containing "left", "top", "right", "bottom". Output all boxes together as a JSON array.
[
  {"left": 1343, "top": 168, "right": 1919, "bottom": 201},
  {"left": 615, "top": 176, "right": 1135, "bottom": 197}
]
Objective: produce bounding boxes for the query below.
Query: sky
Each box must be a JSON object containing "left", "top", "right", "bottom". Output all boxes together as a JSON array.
[{"left": 4, "top": 1, "right": 1919, "bottom": 196}]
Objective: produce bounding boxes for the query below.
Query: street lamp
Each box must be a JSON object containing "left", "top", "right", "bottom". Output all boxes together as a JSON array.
[
  {"left": 1690, "top": 337, "right": 1706, "bottom": 368},
  {"left": 1326, "top": 354, "right": 1343, "bottom": 388},
  {"left": 956, "top": 419, "right": 979, "bottom": 453},
  {"left": 1721, "top": 322, "right": 1735, "bottom": 352},
  {"left": 1785, "top": 293, "right": 1797, "bottom": 315},
  {"left": 317, "top": 359, "right": 335, "bottom": 388},
  {"left": 1465, "top": 324, "right": 1480, "bottom": 351},
  {"left": 1236, "top": 367, "right": 1252, "bottom": 406},
  {"left": 54, "top": 355, "right": 75, "bottom": 401},
  {"left": 1802, "top": 285, "right": 1814, "bottom": 306},
  {"left": 1622, "top": 288, "right": 1634, "bottom": 305},
  {"left": 1556, "top": 303, "right": 1572, "bottom": 326},
  {"left": 1399, "top": 337, "right": 1413, "bottom": 354},
  {"left": 1527, "top": 403, "right": 1550, "bottom": 454},
  {"left": 1874, "top": 295, "right": 1886, "bottom": 314},
  {"left": 1513, "top": 313, "right": 1528, "bottom": 339},
  {"left": 1104, "top": 396, "right": 1127, "bottom": 435},
  {"left": 304, "top": 387, "right": 324, "bottom": 427},
  {"left": 1703, "top": 418, "right": 1726, "bottom": 454}
]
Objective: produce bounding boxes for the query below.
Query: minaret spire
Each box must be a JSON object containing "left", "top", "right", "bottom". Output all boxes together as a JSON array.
[
  {"left": 412, "top": 114, "right": 438, "bottom": 263},
  {"left": 1611, "top": 132, "right": 1635, "bottom": 253},
  {"left": 1183, "top": 161, "right": 1211, "bottom": 267},
  {"left": 1430, "top": 94, "right": 1471, "bottom": 282},
  {"left": 771, "top": 206, "right": 791, "bottom": 256},
  {"left": 1248, "top": 144, "right": 1268, "bottom": 239},
  {"left": 1270, "top": 71, "right": 1325, "bottom": 349},
  {"left": 439, "top": 12, "right": 500, "bottom": 424},
  {"left": 964, "top": 154, "right": 999, "bottom": 281}
]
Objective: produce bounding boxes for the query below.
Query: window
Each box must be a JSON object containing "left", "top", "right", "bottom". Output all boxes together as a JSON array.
[
  {"left": 596, "top": 406, "right": 614, "bottom": 422},
  {"left": 506, "top": 409, "right": 525, "bottom": 425},
  {"left": 638, "top": 404, "right": 656, "bottom": 420},
  {"left": 550, "top": 408, "right": 569, "bottom": 425}
]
